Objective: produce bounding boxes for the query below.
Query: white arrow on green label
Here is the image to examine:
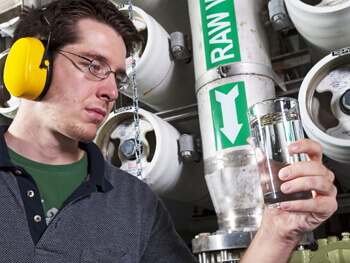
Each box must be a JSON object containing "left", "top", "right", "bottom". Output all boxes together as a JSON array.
[
  {"left": 209, "top": 81, "right": 250, "bottom": 151},
  {"left": 215, "top": 85, "right": 242, "bottom": 144}
]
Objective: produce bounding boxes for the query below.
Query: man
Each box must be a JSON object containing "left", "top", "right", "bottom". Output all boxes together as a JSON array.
[
  {"left": 1, "top": 0, "right": 198, "bottom": 261},
  {"left": 0, "top": 0, "right": 337, "bottom": 262}
]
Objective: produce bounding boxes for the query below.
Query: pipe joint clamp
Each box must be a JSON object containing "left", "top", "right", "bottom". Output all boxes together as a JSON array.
[{"left": 195, "top": 62, "right": 287, "bottom": 93}]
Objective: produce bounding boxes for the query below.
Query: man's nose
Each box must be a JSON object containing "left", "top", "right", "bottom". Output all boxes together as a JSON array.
[{"left": 97, "top": 73, "right": 119, "bottom": 102}]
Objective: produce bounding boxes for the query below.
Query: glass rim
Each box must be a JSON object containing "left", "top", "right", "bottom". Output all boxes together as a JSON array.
[{"left": 247, "top": 97, "right": 299, "bottom": 114}]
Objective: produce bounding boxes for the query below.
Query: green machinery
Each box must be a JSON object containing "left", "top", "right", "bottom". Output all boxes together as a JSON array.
[{"left": 289, "top": 233, "right": 350, "bottom": 263}]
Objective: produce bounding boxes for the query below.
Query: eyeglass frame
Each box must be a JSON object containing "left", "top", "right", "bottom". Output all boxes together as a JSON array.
[{"left": 56, "top": 49, "right": 130, "bottom": 91}]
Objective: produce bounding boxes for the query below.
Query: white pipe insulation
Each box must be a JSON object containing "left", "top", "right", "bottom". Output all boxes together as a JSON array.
[
  {"left": 284, "top": 0, "right": 350, "bottom": 62},
  {"left": 95, "top": 107, "right": 212, "bottom": 207},
  {"left": 117, "top": 5, "right": 197, "bottom": 111},
  {"left": 299, "top": 49, "right": 350, "bottom": 191},
  {"left": 188, "top": 0, "right": 277, "bottom": 232}
]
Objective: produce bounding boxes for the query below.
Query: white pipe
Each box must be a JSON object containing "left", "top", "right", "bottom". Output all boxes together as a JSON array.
[
  {"left": 0, "top": 17, "right": 19, "bottom": 37},
  {"left": 284, "top": 0, "right": 350, "bottom": 62},
  {"left": 299, "top": 51, "right": 350, "bottom": 163},
  {"left": 117, "top": 5, "right": 196, "bottom": 111},
  {"left": 95, "top": 107, "right": 211, "bottom": 207},
  {"left": 188, "top": 0, "right": 276, "bottom": 232}
]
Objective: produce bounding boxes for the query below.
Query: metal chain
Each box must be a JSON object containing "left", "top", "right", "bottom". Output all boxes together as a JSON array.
[{"left": 128, "top": 0, "right": 143, "bottom": 179}]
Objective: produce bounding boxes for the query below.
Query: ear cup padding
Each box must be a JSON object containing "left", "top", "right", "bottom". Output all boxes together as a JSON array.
[{"left": 4, "top": 37, "right": 52, "bottom": 100}]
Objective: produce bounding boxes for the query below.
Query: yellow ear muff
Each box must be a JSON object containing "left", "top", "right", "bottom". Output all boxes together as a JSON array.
[{"left": 3, "top": 37, "right": 52, "bottom": 100}]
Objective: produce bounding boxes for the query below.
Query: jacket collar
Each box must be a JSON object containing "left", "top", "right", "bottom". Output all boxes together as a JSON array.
[{"left": 0, "top": 124, "right": 113, "bottom": 192}]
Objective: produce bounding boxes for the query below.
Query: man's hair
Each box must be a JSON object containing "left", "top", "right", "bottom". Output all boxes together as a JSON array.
[{"left": 12, "top": 0, "right": 142, "bottom": 57}]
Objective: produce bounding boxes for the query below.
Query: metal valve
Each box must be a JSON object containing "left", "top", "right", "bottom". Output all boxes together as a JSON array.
[
  {"left": 179, "top": 134, "right": 200, "bottom": 162},
  {"left": 170, "top": 31, "right": 192, "bottom": 63},
  {"left": 120, "top": 139, "right": 143, "bottom": 160},
  {"left": 339, "top": 89, "right": 350, "bottom": 115},
  {"left": 268, "top": 0, "right": 292, "bottom": 30}
]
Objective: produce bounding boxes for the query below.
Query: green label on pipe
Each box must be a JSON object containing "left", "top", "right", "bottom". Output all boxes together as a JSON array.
[
  {"left": 210, "top": 82, "right": 250, "bottom": 151},
  {"left": 199, "top": 0, "right": 241, "bottom": 70}
]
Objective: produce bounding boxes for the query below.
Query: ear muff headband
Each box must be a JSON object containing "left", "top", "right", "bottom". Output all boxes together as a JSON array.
[{"left": 3, "top": 37, "right": 52, "bottom": 100}]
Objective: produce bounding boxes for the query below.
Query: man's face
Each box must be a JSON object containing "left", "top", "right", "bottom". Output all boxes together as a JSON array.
[{"left": 39, "top": 18, "right": 127, "bottom": 143}]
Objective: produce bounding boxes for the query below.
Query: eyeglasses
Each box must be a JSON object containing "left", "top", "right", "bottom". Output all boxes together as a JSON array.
[{"left": 57, "top": 49, "right": 130, "bottom": 91}]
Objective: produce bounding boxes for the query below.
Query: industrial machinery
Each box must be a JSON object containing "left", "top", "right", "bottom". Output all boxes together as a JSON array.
[
  {"left": 289, "top": 233, "right": 350, "bottom": 263},
  {"left": 0, "top": 0, "right": 350, "bottom": 262}
]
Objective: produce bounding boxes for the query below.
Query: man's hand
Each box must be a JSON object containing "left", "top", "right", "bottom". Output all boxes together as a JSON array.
[
  {"left": 241, "top": 138, "right": 338, "bottom": 262},
  {"left": 273, "top": 138, "right": 337, "bottom": 241}
]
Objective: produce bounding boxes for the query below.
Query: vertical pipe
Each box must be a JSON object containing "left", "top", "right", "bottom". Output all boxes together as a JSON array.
[{"left": 188, "top": 0, "right": 276, "bottom": 232}]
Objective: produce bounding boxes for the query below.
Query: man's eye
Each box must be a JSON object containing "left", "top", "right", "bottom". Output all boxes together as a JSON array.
[{"left": 90, "top": 64, "right": 102, "bottom": 72}]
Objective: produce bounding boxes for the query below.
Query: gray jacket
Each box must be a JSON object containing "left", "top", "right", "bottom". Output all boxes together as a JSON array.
[{"left": 0, "top": 125, "right": 198, "bottom": 262}]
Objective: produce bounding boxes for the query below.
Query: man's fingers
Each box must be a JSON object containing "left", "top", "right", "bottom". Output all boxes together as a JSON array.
[
  {"left": 280, "top": 175, "right": 337, "bottom": 198},
  {"left": 280, "top": 196, "right": 338, "bottom": 219},
  {"left": 279, "top": 160, "right": 335, "bottom": 183},
  {"left": 288, "top": 138, "right": 323, "bottom": 162}
]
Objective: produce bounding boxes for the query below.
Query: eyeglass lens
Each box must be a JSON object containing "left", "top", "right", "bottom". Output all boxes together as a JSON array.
[{"left": 89, "top": 60, "right": 129, "bottom": 90}]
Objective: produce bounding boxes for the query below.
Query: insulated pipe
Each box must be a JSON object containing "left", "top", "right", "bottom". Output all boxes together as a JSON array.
[
  {"left": 95, "top": 107, "right": 212, "bottom": 207},
  {"left": 284, "top": 0, "right": 350, "bottom": 62},
  {"left": 0, "top": 17, "right": 19, "bottom": 37},
  {"left": 117, "top": 5, "right": 196, "bottom": 111},
  {"left": 299, "top": 50, "right": 350, "bottom": 163},
  {"left": 298, "top": 49, "right": 350, "bottom": 191},
  {"left": 188, "top": 0, "right": 276, "bottom": 233}
]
